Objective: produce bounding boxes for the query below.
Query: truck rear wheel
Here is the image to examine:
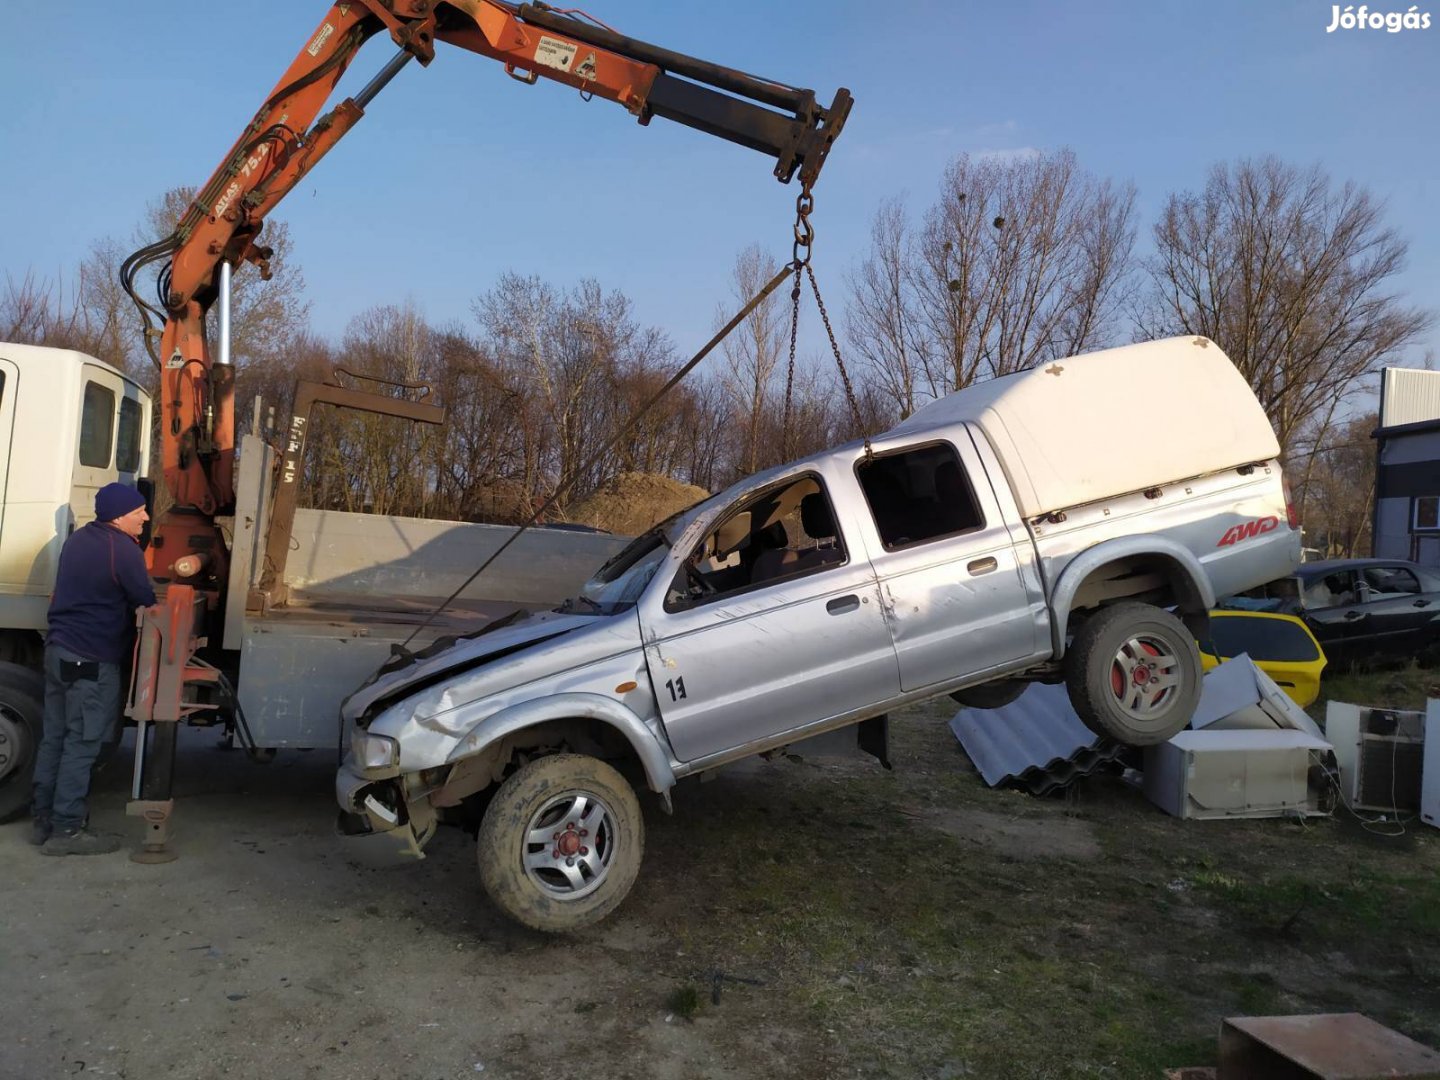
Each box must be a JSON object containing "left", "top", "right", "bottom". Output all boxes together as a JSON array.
[
  {"left": 1064, "top": 602, "right": 1200, "bottom": 746},
  {"left": 0, "top": 662, "right": 44, "bottom": 823},
  {"left": 477, "top": 753, "right": 644, "bottom": 933}
]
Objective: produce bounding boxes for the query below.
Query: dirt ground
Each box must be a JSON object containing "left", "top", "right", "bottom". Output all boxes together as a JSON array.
[{"left": 3, "top": 695, "right": 1438, "bottom": 1080}]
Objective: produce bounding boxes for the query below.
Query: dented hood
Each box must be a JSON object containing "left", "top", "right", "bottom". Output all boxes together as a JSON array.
[{"left": 342, "top": 609, "right": 606, "bottom": 722}]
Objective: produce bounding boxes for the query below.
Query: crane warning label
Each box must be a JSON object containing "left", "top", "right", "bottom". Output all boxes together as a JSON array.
[
  {"left": 307, "top": 23, "right": 335, "bottom": 57},
  {"left": 534, "top": 37, "right": 578, "bottom": 73}
]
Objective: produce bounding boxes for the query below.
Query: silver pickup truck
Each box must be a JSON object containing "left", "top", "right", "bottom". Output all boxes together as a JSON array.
[{"left": 336, "top": 335, "right": 1300, "bottom": 931}]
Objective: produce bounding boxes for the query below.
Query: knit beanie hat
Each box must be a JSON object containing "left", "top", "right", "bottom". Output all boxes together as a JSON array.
[{"left": 96, "top": 483, "right": 146, "bottom": 523}]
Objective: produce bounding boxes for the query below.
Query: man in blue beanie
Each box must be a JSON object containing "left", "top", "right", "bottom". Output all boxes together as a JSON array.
[{"left": 31, "top": 482, "right": 156, "bottom": 855}]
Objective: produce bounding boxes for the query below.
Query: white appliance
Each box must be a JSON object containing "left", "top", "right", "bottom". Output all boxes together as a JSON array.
[
  {"left": 1326, "top": 702, "right": 1427, "bottom": 813},
  {"left": 1142, "top": 729, "right": 1333, "bottom": 820},
  {"left": 1423, "top": 699, "right": 1439, "bottom": 830}
]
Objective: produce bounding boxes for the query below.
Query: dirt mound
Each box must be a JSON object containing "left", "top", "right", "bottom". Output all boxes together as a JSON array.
[{"left": 568, "top": 471, "right": 709, "bottom": 537}]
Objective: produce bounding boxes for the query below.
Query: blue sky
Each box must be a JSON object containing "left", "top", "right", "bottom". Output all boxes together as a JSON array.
[{"left": 2, "top": 0, "right": 1436, "bottom": 378}]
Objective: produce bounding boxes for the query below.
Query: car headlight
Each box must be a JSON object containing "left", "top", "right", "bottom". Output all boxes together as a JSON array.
[{"left": 352, "top": 730, "right": 399, "bottom": 770}]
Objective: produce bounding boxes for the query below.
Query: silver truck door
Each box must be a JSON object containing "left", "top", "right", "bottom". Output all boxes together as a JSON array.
[
  {"left": 639, "top": 470, "right": 899, "bottom": 764},
  {"left": 853, "top": 436, "right": 1037, "bottom": 692}
]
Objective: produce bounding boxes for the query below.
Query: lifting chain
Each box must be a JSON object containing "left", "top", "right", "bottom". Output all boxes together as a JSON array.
[{"left": 783, "top": 183, "right": 872, "bottom": 462}]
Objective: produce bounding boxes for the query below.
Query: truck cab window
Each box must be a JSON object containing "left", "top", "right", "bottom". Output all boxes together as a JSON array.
[
  {"left": 117, "top": 397, "right": 143, "bottom": 472},
  {"left": 79, "top": 381, "right": 115, "bottom": 468},
  {"left": 666, "top": 474, "right": 845, "bottom": 610},
  {"left": 856, "top": 442, "right": 983, "bottom": 550}
]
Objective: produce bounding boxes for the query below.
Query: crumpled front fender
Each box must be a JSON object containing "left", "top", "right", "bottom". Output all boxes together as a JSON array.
[{"left": 446, "top": 691, "right": 676, "bottom": 795}]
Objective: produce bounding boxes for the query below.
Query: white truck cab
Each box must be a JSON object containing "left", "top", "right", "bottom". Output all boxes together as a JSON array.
[{"left": 0, "top": 342, "right": 152, "bottom": 818}]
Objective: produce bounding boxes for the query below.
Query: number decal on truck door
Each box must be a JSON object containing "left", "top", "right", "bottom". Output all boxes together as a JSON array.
[{"left": 665, "top": 677, "right": 688, "bottom": 702}]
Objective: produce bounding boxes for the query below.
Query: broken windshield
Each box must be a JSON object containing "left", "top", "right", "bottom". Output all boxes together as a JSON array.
[{"left": 574, "top": 500, "right": 711, "bottom": 614}]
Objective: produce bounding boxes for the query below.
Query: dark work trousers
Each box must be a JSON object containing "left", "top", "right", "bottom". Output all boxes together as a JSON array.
[{"left": 31, "top": 644, "right": 123, "bottom": 831}]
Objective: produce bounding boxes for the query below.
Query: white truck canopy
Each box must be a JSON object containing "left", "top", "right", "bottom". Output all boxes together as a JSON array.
[{"left": 888, "top": 336, "right": 1281, "bottom": 520}]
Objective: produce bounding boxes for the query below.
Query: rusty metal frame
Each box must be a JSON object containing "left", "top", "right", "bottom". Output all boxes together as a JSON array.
[
  {"left": 253, "top": 376, "right": 445, "bottom": 611},
  {"left": 125, "top": 585, "right": 217, "bottom": 861}
]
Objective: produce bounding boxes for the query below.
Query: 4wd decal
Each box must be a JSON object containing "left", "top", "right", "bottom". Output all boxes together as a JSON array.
[{"left": 1218, "top": 516, "right": 1279, "bottom": 547}]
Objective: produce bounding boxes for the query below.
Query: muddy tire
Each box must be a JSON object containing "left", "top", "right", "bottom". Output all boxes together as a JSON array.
[
  {"left": 477, "top": 753, "right": 643, "bottom": 933},
  {"left": 949, "top": 680, "right": 1027, "bottom": 710},
  {"left": 0, "top": 662, "right": 44, "bottom": 823},
  {"left": 1064, "top": 602, "right": 1200, "bottom": 747}
]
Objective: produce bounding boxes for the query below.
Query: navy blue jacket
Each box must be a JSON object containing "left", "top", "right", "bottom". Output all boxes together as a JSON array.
[{"left": 46, "top": 522, "right": 157, "bottom": 663}]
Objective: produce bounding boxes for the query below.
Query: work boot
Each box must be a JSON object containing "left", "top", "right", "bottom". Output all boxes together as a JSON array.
[
  {"left": 29, "top": 815, "right": 52, "bottom": 847},
  {"left": 41, "top": 827, "right": 120, "bottom": 857}
]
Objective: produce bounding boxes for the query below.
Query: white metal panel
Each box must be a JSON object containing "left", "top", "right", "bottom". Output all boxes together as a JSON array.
[
  {"left": 0, "top": 345, "right": 80, "bottom": 619},
  {"left": 0, "top": 344, "right": 152, "bottom": 624},
  {"left": 287, "top": 506, "right": 628, "bottom": 605},
  {"left": 1142, "top": 731, "right": 1329, "bottom": 819},
  {"left": 1423, "top": 699, "right": 1439, "bottom": 830},
  {"left": 1326, "top": 702, "right": 1362, "bottom": 806},
  {"left": 888, "top": 337, "right": 1280, "bottom": 518},
  {"left": 1380, "top": 367, "right": 1440, "bottom": 428}
]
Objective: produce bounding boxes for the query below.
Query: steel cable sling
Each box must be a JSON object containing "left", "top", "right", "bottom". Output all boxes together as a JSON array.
[
  {"left": 397, "top": 179, "right": 868, "bottom": 654},
  {"left": 781, "top": 184, "right": 872, "bottom": 463}
]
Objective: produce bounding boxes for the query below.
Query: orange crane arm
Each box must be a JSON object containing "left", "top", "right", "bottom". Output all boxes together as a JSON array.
[{"left": 124, "top": 0, "right": 850, "bottom": 579}]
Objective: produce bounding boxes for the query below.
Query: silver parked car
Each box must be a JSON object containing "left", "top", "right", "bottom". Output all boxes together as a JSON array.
[{"left": 337, "top": 336, "right": 1301, "bottom": 931}]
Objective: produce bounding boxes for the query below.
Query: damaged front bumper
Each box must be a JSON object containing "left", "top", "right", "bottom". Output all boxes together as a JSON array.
[{"left": 335, "top": 758, "right": 438, "bottom": 866}]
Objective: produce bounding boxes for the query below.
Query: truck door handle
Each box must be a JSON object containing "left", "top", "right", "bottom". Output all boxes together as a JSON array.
[
  {"left": 1414, "top": 599, "right": 1430, "bottom": 608},
  {"left": 826, "top": 594, "right": 860, "bottom": 615},
  {"left": 1344, "top": 610, "right": 1365, "bottom": 620},
  {"left": 967, "top": 557, "right": 998, "bottom": 575}
]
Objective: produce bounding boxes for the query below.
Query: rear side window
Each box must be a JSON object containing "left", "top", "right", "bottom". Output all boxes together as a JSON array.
[
  {"left": 117, "top": 397, "right": 143, "bottom": 472},
  {"left": 856, "top": 442, "right": 983, "bottom": 550},
  {"left": 1207, "top": 615, "right": 1320, "bottom": 663},
  {"left": 1362, "top": 566, "right": 1421, "bottom": 598},
  {"left": 79, "top": 381, "right": 115, "bottom": 468}
]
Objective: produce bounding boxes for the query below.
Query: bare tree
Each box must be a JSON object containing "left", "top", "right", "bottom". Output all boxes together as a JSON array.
[
  {"left": 326, "top": 302, "right": 440, "bottom": 515},
  {"left": 715, "top": 245, "right": 788, "bottom": 473},
  {"left": 1141, "top": 157, "right": 1432, "bottom": 454},
  {"left": 2, "top": 248, "right": 135, "bottom": 367},
  {"left": 868, "top": 149, "right": 1138, "bottom": 396},
  {"left": 1292, "top": 412, "right": 1378, "bottom": 557},
  {"left": 845, "top": 199, "right": 927, "bottom": 418},
  {"left": 76, "top": 239, "right": 144, "bottom": 376},
  {"left": 1, "top": 271, "right": 83, "bottom": 344}
]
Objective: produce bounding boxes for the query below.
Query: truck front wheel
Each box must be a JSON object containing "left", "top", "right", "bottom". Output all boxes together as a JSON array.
[
  {"left": 0, "top": 662, "right": 44, "bottom": 823},
  {"left": 1064, "top": 602, "right": 1200, "bottom": 747},
  {"left": 477, "top": 753, "right": 644, "bottom": 933}
]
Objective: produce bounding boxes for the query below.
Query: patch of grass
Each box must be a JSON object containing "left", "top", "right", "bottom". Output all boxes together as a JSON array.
[
  {"left": 1231, "top": 971, "right": 1284, "bottom": 1016},
  {"left": 1310, "top": 660, "right": 1440, "bottom": 721},
  {"left": 664, "top": 983, "right": 702, "bottom": 1021},
  {"left": 639, "top": 697, "right": 1440, "bottom": 1078}
]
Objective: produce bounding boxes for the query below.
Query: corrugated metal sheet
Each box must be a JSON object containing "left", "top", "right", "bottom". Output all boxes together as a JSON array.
[
  {"left": 948, "top": 683, "right": 1122, "bottom": 795},
  {"left": 1380, "top": 367, "right": 1440, "bottom": 428}
]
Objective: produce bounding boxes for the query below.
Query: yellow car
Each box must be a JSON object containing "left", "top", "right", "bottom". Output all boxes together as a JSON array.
[{"left": 1197, "top": 610, "right": 1327, "bottom": 708}]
